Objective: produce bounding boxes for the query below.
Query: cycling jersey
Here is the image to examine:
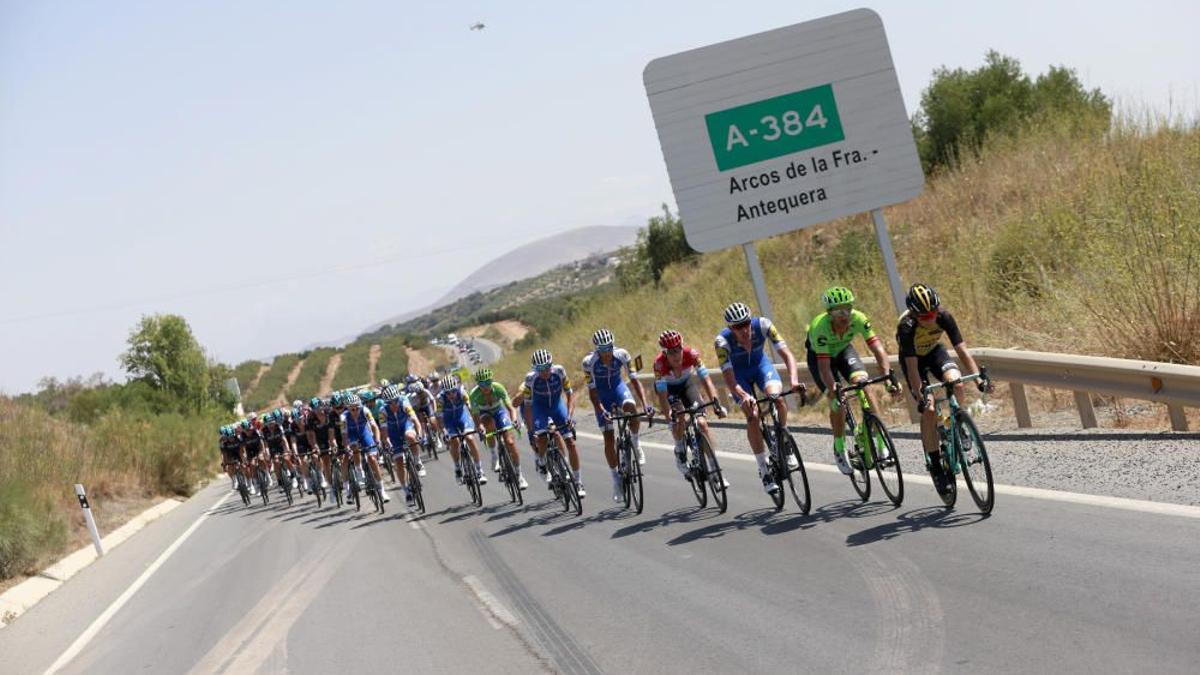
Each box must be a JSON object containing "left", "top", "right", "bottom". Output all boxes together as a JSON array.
[
  {"left": 805, "top": 309, "right": 881, "bottom": 358},
  {"left": 517, "top": 366, "right": 572, "bottom": 409},
  {"left": 469, "top": 382, "right": 511, "bottom": 414},
  {"left": 290, "top": 417, "right": 312, "bottom": 453},
  {"left": 340, "top": 409, "right": 378, "bottom": 451},
  {"left": 239, "top": 428, "right": 263, "bottom": 455},
  {"left": 582, "top": 349, "right": 636, "bottom": 393},
  {"left": 896, "top": 308, "right": 963, "bottom": 358},
  {"left": 439, "top": 386, "right": 475, "bottom": 436},
  {"left": 408, "top": 384, "right": 437, "bottom": 415},
  {"left": 382, "top": 396, "right": 417, "bottom": 448},
  {"left": 714, "top": 317, "right": 785, "bottom": 373},
  {"left": 653, "top": 347, "right": 710, "bottom": 409},
  {"left": 519, "top": 366, "right": 573, "bottom": 435},
  {"left": 308, "top": 410, "right": 338, "bottom": 450}
]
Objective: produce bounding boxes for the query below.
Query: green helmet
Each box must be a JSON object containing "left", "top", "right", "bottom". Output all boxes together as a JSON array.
[
  {"left": 821, "top": 286, "right": 855, "bottom": 309},
  {"left": 474, "top": 367, "right": 493, "bottom": 383}
]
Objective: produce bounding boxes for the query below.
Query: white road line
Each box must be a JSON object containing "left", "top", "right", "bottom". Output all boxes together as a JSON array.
[
  {"left": 576, "top": 431, "right": 1200, "bottom": 520},
  {"left": 44, "top": 491, "right": 233, "bottom": 675}
]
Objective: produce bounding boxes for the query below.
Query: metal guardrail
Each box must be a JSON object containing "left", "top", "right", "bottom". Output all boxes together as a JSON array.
[{"left": 635, "top": 348, "right": 1199, "bottom": 431}]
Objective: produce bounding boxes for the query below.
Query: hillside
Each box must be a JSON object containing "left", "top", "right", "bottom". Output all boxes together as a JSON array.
[
  {"left": 488, "top": 122, "right": 1200, "bottom": 392},
  {"left": 361, "top": 250, "right": 624, "bottom": 340},
  {"left": 362, "top": 225, "right": 638, "bottom": 334}
]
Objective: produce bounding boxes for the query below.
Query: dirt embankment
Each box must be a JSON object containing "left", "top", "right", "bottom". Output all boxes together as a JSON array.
[
  {"left": 460, "top": 320, "right": 530, "bottom": 349},
  {"left": 367, "top": 344, "right": 381, "bottom": 385},
  {"left": 318, "top": 354, "right": 341, "bottom": 396},
  {"left": 269, "top": 358, "right": 306, "bottom": 408},
  {"left": 241, "top": 363, "right": 271, "bottom": 399}
]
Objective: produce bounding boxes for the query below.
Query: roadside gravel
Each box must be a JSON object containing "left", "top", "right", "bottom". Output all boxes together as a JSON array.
[{"left": 631, "top": 414, "right": 1200, "bottom": 506}]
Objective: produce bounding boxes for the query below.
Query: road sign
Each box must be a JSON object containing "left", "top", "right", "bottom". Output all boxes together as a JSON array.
[{"left": 643, "top": 8, "right": 924, "bottom": 253}]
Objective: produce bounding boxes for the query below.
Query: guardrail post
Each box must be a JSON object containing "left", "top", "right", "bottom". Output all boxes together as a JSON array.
[
  {"left": 1167, "top": 404, "right": 1189, "bottom": 432},
  {"left": 1073, "top": 391, "right": 1098, "bottom": 428},
  {"left": 1009, "top": 383, "right": 1033, "bottom": 429}
]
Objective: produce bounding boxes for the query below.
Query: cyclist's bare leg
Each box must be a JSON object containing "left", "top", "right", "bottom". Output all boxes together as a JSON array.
[
  {"left": 463, "top": 434, "right": 481, "bottom": 464},
  {"left": 764, "top": 380, "right": 787, "bottom": 427},
  {"left": 623, "top": 400, "right": 642, "bottom": 435},
  {"left": 696, "top": 415, "right": 719, "bottom": 459},
  {"left": 740, "top": 394, "right": 766, "bottom": 454},
  {"left": 448, "top": 436, "right": 461, "bottom": 465},
  {"left": 564, "top": 433, "right": 580, "bottom": 472},
  {"left": 602, "top": 427, "right": 617, "bottom": 469},
  {"left": 501, "top": 430, "right": 520, "bottom": 467}
]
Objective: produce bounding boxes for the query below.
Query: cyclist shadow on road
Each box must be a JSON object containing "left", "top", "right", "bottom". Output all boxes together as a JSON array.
[
  {"left": 666, "top": 507, "right": 815, "bottom": 546},
  {"left": 810, "top": 499, "right": 898, "bottom": 523},
  {"left": 844, "top": 506, "right": 987, "bottom": 547},
  {"left": 611, "top": 506, "right": 719, "bottom": 539},
  {"left": 350, "top": 512, "right": 412, "bottom": 529},
  {"left": 541, "top": 506, "right": 637, "bottom": 537},
  {"left": 314, "top": 511, "right": 370, "bottom": 529},
  {"left": 486, "top": 498, "right": 555, "bottom": 523},
  {"left": 487, "top": 500, "right": 580, "bottom": 538}
]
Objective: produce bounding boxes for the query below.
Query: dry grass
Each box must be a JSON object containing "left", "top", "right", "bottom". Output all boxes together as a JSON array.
[
  {"left": 491, "top": 119, "right": 1200, "bottom": 395},
  {"left": 0, "top": 399, "right": 215, "bottom": 580}
]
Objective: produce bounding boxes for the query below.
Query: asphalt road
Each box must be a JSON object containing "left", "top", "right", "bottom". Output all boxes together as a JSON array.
[{"left": 4, "top": 430, "right": 1199, "bottom": 675}]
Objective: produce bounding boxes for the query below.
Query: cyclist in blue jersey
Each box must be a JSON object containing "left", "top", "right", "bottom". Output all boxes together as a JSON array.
[
  {"left": 439, "top": 375, "right": 487, "bottom": 486},
  {"left": 339, "top": 393, "right": 391, "bottom": 504},
  {"left": 511, "top": 349, "right": 584, "bottom": 499},
  {"left": 582, "top": 328, "right": 652, "bottom": 502},
  {"left": 380, "top": 384, "right": 425, "bottom": 506},
  {"left": 714, "top": 302, "right": 803, "bottom": 494}
]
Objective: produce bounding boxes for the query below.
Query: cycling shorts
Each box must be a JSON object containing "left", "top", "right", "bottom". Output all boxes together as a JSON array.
[
  {"left": 806, "top": 344, "right": 867, "bottom": 392},
  {"left": 531, "top": 400, "right": 572, "bottom": 436},
  {"left": 900, "top": 343, "right": 959, "bottom": 387},
  {"left": 594, "top": 382, "right": 636, "bottom": 429},
  {"left": 442, "top": 406, "right": 475, "bottom": 437},
  {"left": 386, "top": 419, "right": 415, "bottom": 450},
  {"left": 267, "top": 442, "right": 288, "bottom": 457},
  {"left": 479, "top": 407, "right": 514, "bottom": 431},
  {"left": 729, "top": 357, "right": 781, "bottom": 403},
  {"left": 221, "top": 447, "right": 240, "bottom": 465},
  {"left": 664, "top": 375, "right": 705, "bottom": 411}
]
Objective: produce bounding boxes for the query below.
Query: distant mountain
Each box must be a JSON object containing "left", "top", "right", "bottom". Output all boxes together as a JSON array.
[{"left": 362, "top": 225, "right": 638, "bottom": 334}]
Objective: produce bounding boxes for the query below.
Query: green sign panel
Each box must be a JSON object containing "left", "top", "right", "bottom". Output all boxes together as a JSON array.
[{"left": 704, "top": 84, "right": 845, "bottom": 171}]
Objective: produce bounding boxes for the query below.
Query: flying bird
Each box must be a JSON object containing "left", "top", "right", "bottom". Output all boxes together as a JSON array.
[{"left": 469, "top": 22, "right": 485, "bottom": 31}]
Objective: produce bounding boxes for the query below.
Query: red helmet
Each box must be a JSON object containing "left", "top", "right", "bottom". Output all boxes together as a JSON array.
[{"left": 658, "top": 329, "right": 682, "bottom": 350}]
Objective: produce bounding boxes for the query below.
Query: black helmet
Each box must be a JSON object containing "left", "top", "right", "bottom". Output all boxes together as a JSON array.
[{"left": 905, "top": 283, "right": 940, "bottom": 314}]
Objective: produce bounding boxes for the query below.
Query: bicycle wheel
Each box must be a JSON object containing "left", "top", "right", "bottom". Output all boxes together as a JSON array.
[
  {"left": 349, "top": 467, "right": 362, "bottom": 511},
  {"left": 762, "top": 427, "right": 785, "bottom": 510},
  {"left": 866, "top": 415, "right": 903, "bottom": 506},
  {"left": 384, "top": 453, "right": 396, "bottom": 484},
  {"left": 847, "top": 433, "right": 871, "bottom": 503},
  {"left": 332, "top": 465, "right": 344, "bottom": 508},
  {"left": 688, "top": 456, "right": 709, "bottom": 509},
  {"left": 955, "top": 411, "right": 994, "bottom": 513},
  {"left": 238, "top": 473, "right": 251, "bottom": 506},
  {"left": 257, "top": 467, "right": 270, "bottom": 505},
  {"left": 626, "top": 437, "right": 644, "bottom": 515},
  {"left": 617, "top": 436, "right": 632, "bottom": 509},
  {"left": 780, "top": 431, "right": 811, "bottom": 515},
  {"left": 698, "top": 433, "right": 726, "bottom": 514}
]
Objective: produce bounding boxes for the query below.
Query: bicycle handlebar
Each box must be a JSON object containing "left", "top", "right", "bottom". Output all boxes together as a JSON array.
[
  {"left": 670, "top": 399, "right": 722, "bottom": 421},
  {"left": 752, "top": 386, "right": 808, "bottom": 407},
  {"left": 921, "top": 367, "right": 991, "bottom": 397}
]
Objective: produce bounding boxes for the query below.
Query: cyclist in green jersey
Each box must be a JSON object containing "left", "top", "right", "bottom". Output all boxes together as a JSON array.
[
  {"left": 468, "top": 368, "right": 529, "bottom": 490},
  {"left": 805, "top": 286, "right": 899, "bottom": 475}
]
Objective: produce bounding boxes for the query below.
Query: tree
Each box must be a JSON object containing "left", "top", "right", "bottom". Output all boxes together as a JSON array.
[
  {"left": 619, "top": 204, "right": 697, "bottom": 288},
  {"left": 913, "top": 51, "right": 1110, "bottom": 172},
  {"left": 120, "top": 314, "right": 212, "bottom": 412}
]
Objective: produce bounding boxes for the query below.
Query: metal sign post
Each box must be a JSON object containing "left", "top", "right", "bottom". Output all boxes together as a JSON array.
[
  {"left": 741, "top": 242, "right": 775, "bottom": 321},
  {"left": 871, "top": 208, "right": 907, "bottom": 313},
  {"left": 74, "top": 484, "right": 104, "bottom": 557}
]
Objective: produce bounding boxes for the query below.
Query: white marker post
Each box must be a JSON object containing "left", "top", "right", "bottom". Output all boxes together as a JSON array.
[
  {"left": 74, "top": 484, "right": 104, "bottom": 557},
  {"left": 644, "top": 9, "right": 925, "bottom": 317}
]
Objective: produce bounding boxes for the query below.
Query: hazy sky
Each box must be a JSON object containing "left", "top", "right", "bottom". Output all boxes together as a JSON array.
[{"left": 3, "top": 1, "right": 1197, "bottom": 393}]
